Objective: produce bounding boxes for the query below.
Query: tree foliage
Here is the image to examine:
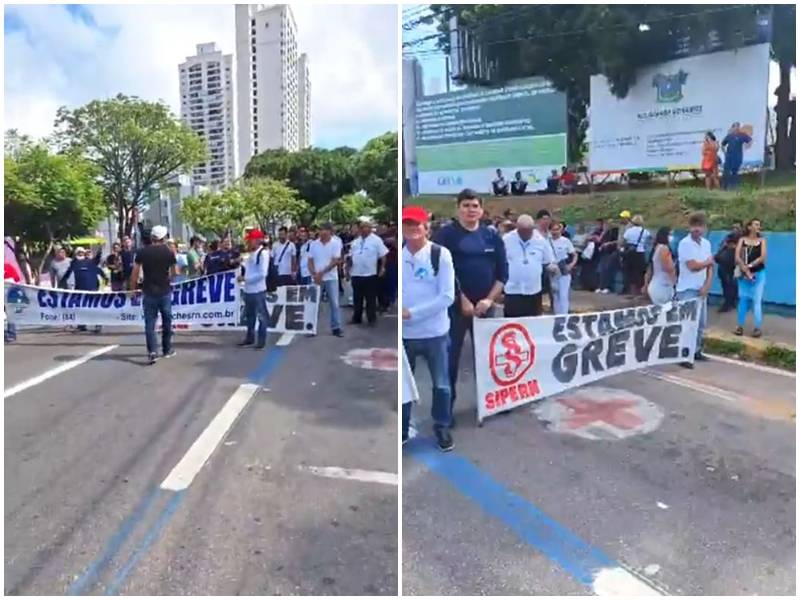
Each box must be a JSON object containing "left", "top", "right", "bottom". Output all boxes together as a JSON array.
[
  {"left": 316, "top": 193, "right": 379, "bottom": 225},
  {"left": 240, "top": 177, "right": 309, "bottom": 233},
  {"left": 4, "top": 144, "right": 105, "bottom": 246},
  {"left": 353, "top": 132, "right": 397, "bottom": 215},
  {"left": 243, "top": 147, "right": 357, "bottom": 222},
  {"left": 424, "top": 5, "right": 791, "bottom": 165},
  {"left": 53, "top": 94, "right": 206, "bottom": 240},
  {"left": 180, "top": 187, "right": 250, "bottom": 240}
]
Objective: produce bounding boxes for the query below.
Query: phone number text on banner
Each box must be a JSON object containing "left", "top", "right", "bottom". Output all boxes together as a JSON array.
[{"left": 473, "top": 300, "right": 701, "bottom": 422}]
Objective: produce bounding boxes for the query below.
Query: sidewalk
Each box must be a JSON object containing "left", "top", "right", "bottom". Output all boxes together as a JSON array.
[{"left": 564, "top": 290, "right": 795, "bottom": 368}]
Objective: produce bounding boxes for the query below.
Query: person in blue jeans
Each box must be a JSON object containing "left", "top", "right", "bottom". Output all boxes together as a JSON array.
[
  {"left": 721, "top": 122, "right": 752, "bottom": 190},
  {"left": 308, "top": 223, "right": 344, "bottom": 337},
  {"left": 734, "top": 218, "right": 767, "bottom": 338},
  {"left": 402, "top": 206, "right": 456, "bottom": 451},
  {"left": 130, "top": 225, "right": 177, "bottom": 365},
  {"left": 238, "top": 229, "right": 271, "bottom": 349},
  {"left": 675, "top": 212, "right": 714, "bottom": 368}
]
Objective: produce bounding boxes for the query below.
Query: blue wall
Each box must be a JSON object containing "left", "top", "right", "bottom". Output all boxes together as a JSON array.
[{"left": 684, "top": 230, "right": 795, "bottom": 307}]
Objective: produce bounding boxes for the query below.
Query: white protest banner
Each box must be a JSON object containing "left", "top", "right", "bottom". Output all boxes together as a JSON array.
[
  {"left": 473, "top": 300, "right": 701, "bottom": 423},
  {"left": 5, "top": 273, "right": 319, "bottom": 334}
]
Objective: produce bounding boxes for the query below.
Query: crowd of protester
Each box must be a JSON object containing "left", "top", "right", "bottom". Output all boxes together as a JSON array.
[
  {"left": 402, "top": 187, "right": 768, "bottom": 451},
  {"left": 4, "top": 216, "right": 398, "bottom": 355}
]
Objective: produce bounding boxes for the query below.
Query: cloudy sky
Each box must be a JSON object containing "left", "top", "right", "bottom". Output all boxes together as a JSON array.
[{"left": 4, "top": 3, "right": 398, "bottom": 149}]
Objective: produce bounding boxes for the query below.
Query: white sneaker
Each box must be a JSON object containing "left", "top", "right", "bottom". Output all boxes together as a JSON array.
[
  {"left": 594, "top": 288, "right": 602, "bottom": 294},
  {"left": 601, "top": 288, "right": 610, "bottom": 294}
]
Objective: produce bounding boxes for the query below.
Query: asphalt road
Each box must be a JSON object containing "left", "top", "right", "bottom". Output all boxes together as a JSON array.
[
  {"left": 5, "top": 305, "right": 398, "bottom": 595},
  {"left": 403, "top": 335, "right": 796, "bottom": 595}
]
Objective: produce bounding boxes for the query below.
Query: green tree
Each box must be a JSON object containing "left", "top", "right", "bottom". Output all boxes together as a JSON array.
[
  {"left": 316, "top": 192, "right": 378, "bottom": 225},
  {"left": 240, "top": 177, "right": 309, "bottom": 233},
  {"left": 353, "top": 132, "right": 397, "bottom": 215},
  {"left": 4, "top": 144, "right": 105, "bottom": 248},
  {"left": 181, "top": 187, "right": 249, "bottom": 240},
  {"left": 243, "top": 147, "right": 356, "bottom": 222},
  {"left": 54, "top": 94, "right": 206, "bottom": 240}
]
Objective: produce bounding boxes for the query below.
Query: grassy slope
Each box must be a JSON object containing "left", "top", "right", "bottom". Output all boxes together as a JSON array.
[{"left": 408, "top": 172, "right": 796, "bottom": 231}]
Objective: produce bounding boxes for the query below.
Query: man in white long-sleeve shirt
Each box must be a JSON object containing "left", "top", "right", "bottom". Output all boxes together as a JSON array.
[
  {"left": 401, "top": 206, "right": 456, "bottom": 452},
  {"left": 238, "top": 229, "right": 271, "bottom": 349}
]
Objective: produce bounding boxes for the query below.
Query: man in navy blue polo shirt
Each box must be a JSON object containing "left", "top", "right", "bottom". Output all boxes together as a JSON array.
[{"left": 433, "top": 188, "right": 507, "bottom": 421}]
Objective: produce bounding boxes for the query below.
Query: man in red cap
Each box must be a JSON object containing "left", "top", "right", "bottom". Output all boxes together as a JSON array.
[
  {"left": 239, "top": 229, "right": 270, "bottom": 349},
  {"left": 401, "top": 205, "right": 456, "bottom": 451}
]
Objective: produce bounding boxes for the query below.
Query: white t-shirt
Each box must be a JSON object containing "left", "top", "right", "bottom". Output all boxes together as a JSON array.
[
  {"left": 298, "top": 240, "right": 312, "bottom": 278},
  {"left": 676, "top": 235, "right": 712, "bottom": 292},
  {"left": 503, "top": 230, "right": 554, "bottom": 296},
  {"left": 272, "top": 240, "right": 296, "bottom": 276},
  {"left": 308, "top": 237, "right": 343, "bottom": 282},
  {"left": 349, "top": 233, "right": 388, "bottom": 277},
  {"left": 402, "top": 242, "right": 455, "bottom": 340},
  {"left": 623, "top": 226, "right": 650, "bottom": 253},
  {"left": 549, "top": 236, "right": 575, "bottom": 263}
]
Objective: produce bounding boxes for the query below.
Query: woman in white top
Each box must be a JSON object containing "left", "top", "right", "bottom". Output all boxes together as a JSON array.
[
  {"left": 548, "top": 221, "right": 577, "bottom": 314},
  {"left": 644, "top": 227, "right": 676, "bottom": 304}
]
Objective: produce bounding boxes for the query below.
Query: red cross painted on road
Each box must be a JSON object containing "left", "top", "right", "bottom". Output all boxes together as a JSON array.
[{"left": 557, "top": 397, "right": 644, "bottom": 430}]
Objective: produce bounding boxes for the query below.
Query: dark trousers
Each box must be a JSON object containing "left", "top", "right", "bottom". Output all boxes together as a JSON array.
[
  {"left": 352, "top": 275, "right": 379, "bottom": 324},
  {"left": 599, "top": 251, "right": 620, "bottom": 291},
  {"left": 276, "top": 274, "right": 295, "bottom": 287},
  {"left": 143, "top": 293, "right": 172, "bottom": 355},
  {"left": 448, "top": 303, "right": 497, "bottom": 410},
  {"left": 540, "top": 273, "right": 554, "bottom": 313},
  {"left": 718, "top": 267, "right": 738, "bottom": 309},
  {"left": 722, "top": 161, "right": 741, "bottom": 190},
  {"left": 243, "top": 291, "right": 268, "bottom": 344},
  {"left": 504, "top": 293, "right": 543, "bottom": 318},
  {"left": 379, "top": 263, "right": 397, "bottom": 311}
]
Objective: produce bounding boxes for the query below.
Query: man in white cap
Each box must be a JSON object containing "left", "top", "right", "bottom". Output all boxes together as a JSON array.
[
  {"left": 130, "top": 225, "right": 177, "bottom": 364},
  {"left": 346, "top": 217, "right": 388, "bottom": 326}
]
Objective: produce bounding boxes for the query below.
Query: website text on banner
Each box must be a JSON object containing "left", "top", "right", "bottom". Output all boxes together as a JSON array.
[
  {"left": 415, "top": 77, "right": 567, "bottom": 194},
  {"left": 589, "top": 43, "right": 770, "bottom": 174},
  {"left": 4, "top": 272, "right": 320, "bottom": 334},
  {"left": 473, "top": 300, "right": 701, "bottom": 422}
]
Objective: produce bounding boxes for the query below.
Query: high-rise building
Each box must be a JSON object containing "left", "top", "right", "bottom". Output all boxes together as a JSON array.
[
  {"left": 179, "top": 42, "right": 235, "bottom": 188},
  {"left": 298, "top": 53, "right": 311, "bottom": 148},
  {"left": 402, "top": 58, "right": 425, "bottom": 195},
  {"left": 235, "top": 4, "right": 303, "bottom": 175}
]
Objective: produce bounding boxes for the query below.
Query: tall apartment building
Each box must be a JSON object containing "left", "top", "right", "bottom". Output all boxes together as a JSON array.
[
  {"left": 298, "top": 53, "right": 311, "bottom": 148},
  {"left": 235, "top": 4, "right": 302, "bottom": 176},
  {"left": 179, "top": 42, "right": 235, "bottom": 188}
]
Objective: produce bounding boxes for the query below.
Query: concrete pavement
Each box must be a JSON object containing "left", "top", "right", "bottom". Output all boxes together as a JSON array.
[
  {"left": 403, "top": 332, "right": 795, "bottom": 595},
  {"left": 5, "top": 306, "right": 398, "bottom": 595}
]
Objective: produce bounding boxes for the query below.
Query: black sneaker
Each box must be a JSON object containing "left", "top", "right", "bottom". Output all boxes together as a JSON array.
[
  {"left": 147, "top": 353, "right": 158, "bottom": 365},
  {"left": 163, "top": 350, "right": 176, "bottom": 359},
  {"left": 694, "top": 352, "right": 709, "bottom": 362},
  {"left": 254, "top": 342, "right": 266, "bottom": 349},
  {"left": 237, "top": 339, "right": 254, "bottom": 347},
  {"left": 680, "top": 361, "right": 694, "bottom": 369},
  {"left": 435, "top": 429, "right": 454, "bottom": 452},
  {"left": 332, "top": 329, "right": 344, "bottom": 338}
]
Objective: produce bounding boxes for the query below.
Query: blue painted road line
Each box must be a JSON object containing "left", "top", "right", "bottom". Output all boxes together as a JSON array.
[
  {"left": 67, "top": 488, "right": 163, "bottom": 595},
  {"left": 71, "top": 343, "right": 289, "bottom": 594},
  {"left": 104, "top": 491, "right": 186, "bottom": 596},
  {"left": 406, "top": 437, "right": 617, "bottom": 588}
]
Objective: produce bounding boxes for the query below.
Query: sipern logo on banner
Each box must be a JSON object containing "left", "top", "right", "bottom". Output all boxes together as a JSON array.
[{"left": 486, "top": 323, "right": 540, "bottom": 412}]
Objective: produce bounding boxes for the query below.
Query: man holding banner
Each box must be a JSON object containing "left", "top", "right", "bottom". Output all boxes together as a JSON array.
[
  {"left": 238, "top": 229, "right": 271, "bottom": 349},
  {"left": 130, "top": 225, "right": 177, "bottom": 365}
]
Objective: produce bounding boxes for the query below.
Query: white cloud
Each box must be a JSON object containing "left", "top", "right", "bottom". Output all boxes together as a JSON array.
[{"left": 4, "top": 4, "right": 398, "bottom": 148}]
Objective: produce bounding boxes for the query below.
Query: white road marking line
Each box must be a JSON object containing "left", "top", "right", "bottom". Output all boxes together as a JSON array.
[
  {"left": 641, "top": 370, "right": 747, "bottom": 406},
  {"left": 705, "top": 353, "right": 795, "bottom": 378},
  {"left": 160, "top": 383, "right": 259, "bottom": 491},
  {"left": 592, "top": 566, "right": 664, "bottom": 596},
  {"left": 3, "top": 344, "right": 119, "bottom": 399},
  {"left": 300, "top": 465, "right": 398, "bottom": 486},
  {"left": 276, "top": 332, "right": 295, "bottom": 346}
]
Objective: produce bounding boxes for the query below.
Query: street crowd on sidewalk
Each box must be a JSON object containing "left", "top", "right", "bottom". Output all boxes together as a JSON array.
[
  {"left": 4, "top": 215, "right": 399, "bottom": 358},
  {"left": 402, "top": 188, "right": 769, "bottom": 452}
]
